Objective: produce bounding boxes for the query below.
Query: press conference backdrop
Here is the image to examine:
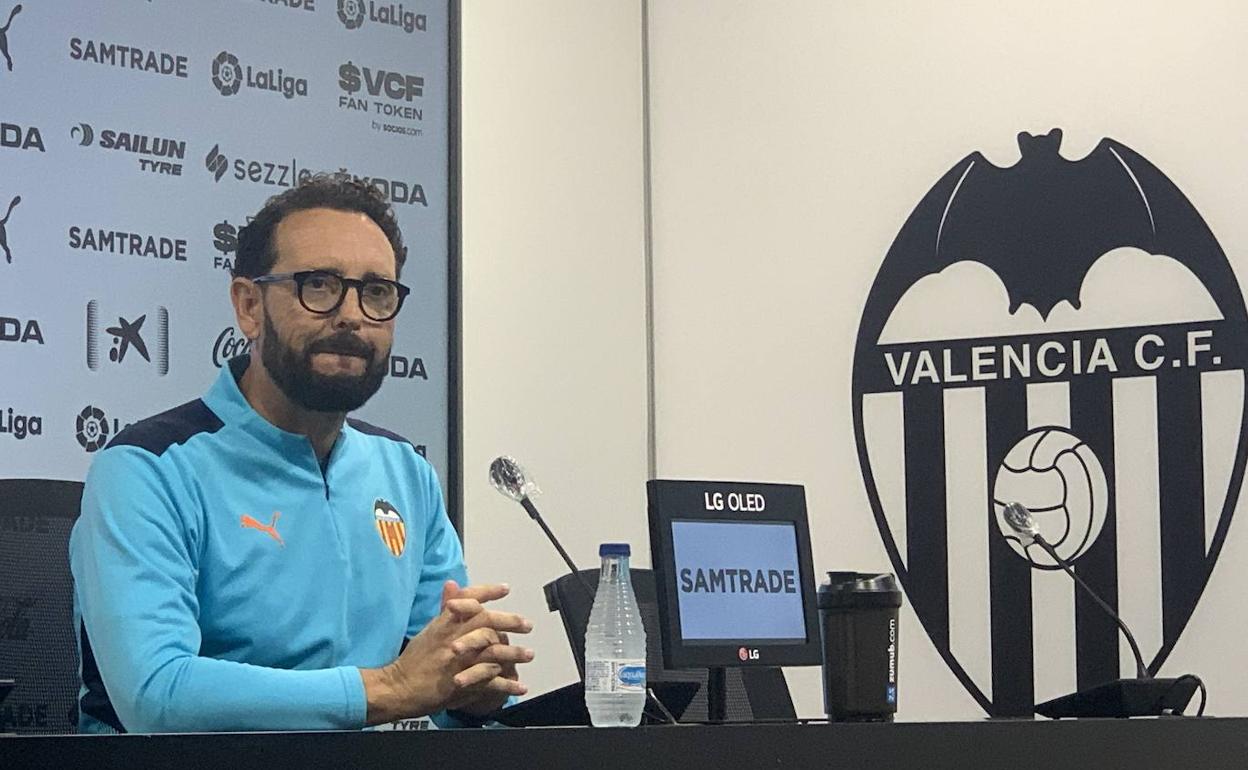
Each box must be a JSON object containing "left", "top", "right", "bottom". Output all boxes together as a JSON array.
[{"left": 0, "top": 0, "right": 455, "bottom": 732}]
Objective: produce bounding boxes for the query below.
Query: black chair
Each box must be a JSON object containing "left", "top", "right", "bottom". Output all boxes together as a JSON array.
[
  {"left": 544, "top": 568, "right": 796, "bottom": 722},
  {"left": 0, "top": 479, "right": 83, "bottom": 734}
]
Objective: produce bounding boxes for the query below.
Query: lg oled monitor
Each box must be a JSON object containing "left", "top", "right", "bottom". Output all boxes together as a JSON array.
[{"left": 647, "top": 480, "right": 822, "bottom": 669}]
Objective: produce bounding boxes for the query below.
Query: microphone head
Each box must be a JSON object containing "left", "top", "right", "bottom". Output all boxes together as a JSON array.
[
  {"left": 1002, "top": 502, "right": 1039, "bottom": 546},
  {"left": 489, "top": 456, "right": 541, "bottom": 502}
]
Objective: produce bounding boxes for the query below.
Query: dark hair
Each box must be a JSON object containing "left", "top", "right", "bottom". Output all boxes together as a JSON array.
[{"left": 233, "top": 174, "right": 407, "bottom": 280}]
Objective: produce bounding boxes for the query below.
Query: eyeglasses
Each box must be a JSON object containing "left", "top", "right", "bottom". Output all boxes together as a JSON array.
[{"left": 252, "top": 270, "right": 410, "bottom": 322}]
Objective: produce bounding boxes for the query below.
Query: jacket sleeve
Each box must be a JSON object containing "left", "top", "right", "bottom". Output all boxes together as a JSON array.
[{"left": 70, "top": 445, "right": 368, "bottom": 733}]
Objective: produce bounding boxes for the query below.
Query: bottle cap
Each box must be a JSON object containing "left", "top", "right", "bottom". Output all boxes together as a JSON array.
[{"left": 599, "top": 542, "right": 631, "bottom": 557}]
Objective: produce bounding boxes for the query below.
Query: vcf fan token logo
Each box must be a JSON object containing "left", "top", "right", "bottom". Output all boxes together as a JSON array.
[
  {"left": 338, "top": 0, "right": 365, "bottom": 29},
  {"left": 373, "top": 498, "right": 406, "bottom": 557},
  {"left": 205, "top": 144, "right": 228, "bottom": 182},
  {"left": 0, "top": 193, "right": 18, "bottom": 263},
  {"left": 0, "top": 3, "right": 21, "bottom": 74},
  {"left": 86, "top": 300, "right": 169, "bottom": 375},
  {"left": 211, "top": 51, "right": 242, "bottom": 96},
  {"left": 76, "top": 405, "right": 110, "bottom": 452},
  {"left": 852, "top": 129, "right": 1248, "bottom": 718}
]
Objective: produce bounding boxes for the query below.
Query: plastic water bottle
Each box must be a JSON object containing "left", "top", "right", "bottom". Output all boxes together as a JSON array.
[{"left": 584, "top": 542, "right": 647, "bottom": 727}]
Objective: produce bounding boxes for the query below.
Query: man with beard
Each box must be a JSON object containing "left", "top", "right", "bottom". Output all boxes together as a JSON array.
[{"left": 69, "top": 176, "right": 532, "bottom": 734}]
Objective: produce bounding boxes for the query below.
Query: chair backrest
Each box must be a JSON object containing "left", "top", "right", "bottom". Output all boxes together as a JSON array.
[
  {"left": 544, "top": 568, "right": 796, "bottom": 722},
  {"left": 0, "top": 479, "right": 83, "bottom": 734}
]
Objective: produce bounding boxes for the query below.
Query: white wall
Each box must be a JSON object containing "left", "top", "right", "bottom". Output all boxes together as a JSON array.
[
  {"left": 461, "top": 0, "right": 1248, "bottom": 720},
  {"left": 646, "top": 0, "right": 1248, "bottom": 720},
  {"left": 459, "top": 0, "right": 650, "bottom": 701}
]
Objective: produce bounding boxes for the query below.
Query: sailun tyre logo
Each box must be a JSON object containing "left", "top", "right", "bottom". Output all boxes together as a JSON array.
[
  {"left": 851, "top": 128, "right": 1248, "bottom": 719},
  {"left": 71, "top": 122, "right": 93, "bottom": 146},
  {"left": 338, "top": 0, "right": 365, "bottom": 29},
  {"left": 211, "top": 51, "right": 242, "bottom": 96}
]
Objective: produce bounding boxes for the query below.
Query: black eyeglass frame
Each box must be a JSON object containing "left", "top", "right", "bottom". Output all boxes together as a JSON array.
[{"left": 252, "top": 270, "right": 411, "bottom": 322}]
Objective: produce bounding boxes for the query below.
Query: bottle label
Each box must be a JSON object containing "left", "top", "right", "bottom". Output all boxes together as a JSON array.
[{"left": 585, "top": 659, "right": 646, "bottom": 693}]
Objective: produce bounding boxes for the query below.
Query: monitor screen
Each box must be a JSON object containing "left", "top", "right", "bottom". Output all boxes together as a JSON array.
[
  {"left": 647, "top": 479, "right": 822, "bottom": 669},
  {"left": 671, "top": 520, "right": 807, "bottom": 643}
]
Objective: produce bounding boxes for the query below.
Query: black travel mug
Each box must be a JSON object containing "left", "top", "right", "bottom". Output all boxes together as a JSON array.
[{"left": 818, "top": 571, "right": 902, "bottom": 721}]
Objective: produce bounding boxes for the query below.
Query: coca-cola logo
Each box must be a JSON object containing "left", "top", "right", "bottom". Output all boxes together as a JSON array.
[{"left": 212, "top": 327, "right": 252, "bottom": 367}]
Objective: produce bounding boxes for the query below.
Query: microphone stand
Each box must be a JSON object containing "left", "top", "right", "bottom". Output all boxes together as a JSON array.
[
  {"left": 514, "top": 492, "right": 677, "bottom": 725},
  {"left": 1018, "top": 526, "right": 1200, "bottom": 718}
]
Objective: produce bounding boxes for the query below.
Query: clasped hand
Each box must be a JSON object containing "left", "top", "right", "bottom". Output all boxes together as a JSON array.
[{"left": 363, "top": 580, "right": 534, "bottom": 724}]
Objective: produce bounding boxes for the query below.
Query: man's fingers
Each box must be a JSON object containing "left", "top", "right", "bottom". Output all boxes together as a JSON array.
[
  {"left": 454, "top": 583, "right": 510, "bottom": 604},
  {"left": 453, "top": 661, "right": 503, "bottom": 689},
  {"left": 472, "top": 643, "right": 535, "bottom": 666},
  {"left": 444, "top": 602, "right": 533, "bottom": 634},
  {"left": 451, "top": 627, "right": 500, "bottom": 656},
  {"left": 440, "top": 579, "right": 460, "bottom": 610}
]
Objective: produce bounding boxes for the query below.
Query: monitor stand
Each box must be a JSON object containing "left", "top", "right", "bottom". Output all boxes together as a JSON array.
[{"left": 708, "top": 667, "right": 727, "bottom": 723}]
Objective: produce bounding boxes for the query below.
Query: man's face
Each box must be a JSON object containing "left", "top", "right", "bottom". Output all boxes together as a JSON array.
[{"left": 256, "top": 207, "right": 397, "bottom": 413}]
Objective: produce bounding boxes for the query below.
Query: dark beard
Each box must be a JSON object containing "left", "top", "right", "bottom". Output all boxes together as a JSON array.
[{"left": 260, "top": 313, "right": 389, "bottom": 413}]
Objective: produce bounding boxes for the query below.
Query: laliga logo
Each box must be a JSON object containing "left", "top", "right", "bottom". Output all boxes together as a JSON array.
[
  {"left": 211, "top": 50, "right": 307, "bottom": 100},
  {"left": 852, "top": 129, "right": 1248, "bottom": 717},
  {"left": 211, "top": 51, "right": 242, "bottom": 96},
  {"left": 337, "top": 0, "right": 426, "bottom": 34}
]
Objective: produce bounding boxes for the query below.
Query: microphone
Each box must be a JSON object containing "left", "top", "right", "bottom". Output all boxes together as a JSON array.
[
  {"left": 488, "top": 456, "right": 678, "bottom": 725},
  {"left": 489, "top": 456, "right": 594, "bottom": 597},
  {"left": 999, "top": 502, "right": 1203, "bottom": 717}
]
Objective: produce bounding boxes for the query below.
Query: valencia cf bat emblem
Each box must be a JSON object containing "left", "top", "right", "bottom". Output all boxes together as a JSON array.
[
  {"left": 374, "top": 498, "right": 407, "bottom": 558},
  {"left": 852, "top": 129, "right": 1248, "bottom": 717}
]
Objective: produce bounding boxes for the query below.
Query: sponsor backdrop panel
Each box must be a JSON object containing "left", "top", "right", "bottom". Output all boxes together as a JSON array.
[
  {"left": 0, "top": 0, "right": 453, "bottom": 732},
  {"left": 0, "top": 0, "right": 451, "bottom": 482},
  {"left": 648, "top": 0, "right": 1248, "bottom": 719}
]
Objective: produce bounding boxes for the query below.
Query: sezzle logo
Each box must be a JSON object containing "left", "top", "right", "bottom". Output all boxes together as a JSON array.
[
  {"left": 211, "top": 50, "right": 307, "bottom": 100},
  {"left": 202, "top": 143, "right": 427, "bottom": 205},
  {"left": 853, "top": 129, "right": 1248, "bottom": 717},
  {"left": 86, "top": 301, "right": 169, "bottom": 375},
  {"left": 69, "top": 37, "right": 188, "bottom": 78},
  {"left": 75, "top": 404, "right": 130, "bottom": 452},
  {"left": 212, "top": 327, "right": 252, "bottom": 367},
  {"left": 0, "top": 193, "right": 18, "bottom": 263},
  {"left": 0, "top": 314, "right": 41, "bottom": 344},
  {"left": 205, "top": 144, "right": 228, "bottom": 182},
  {"left": 337, "top": 0, "right": 426, "bottom": 34},
  {"left": 0, "top": 3, "right": 22, "bottom": 74},
  {"left": 69, "top": 225, "right": 188, "bottom": 263},
  {"left": 1, "top": 120, "right": 42, "bottom": 151},
  {"left": 338, "top": 60, "right": 424, "bottom": 139},
  {"left": 0, "top": 406, "right": 41, "bottom": 440}
]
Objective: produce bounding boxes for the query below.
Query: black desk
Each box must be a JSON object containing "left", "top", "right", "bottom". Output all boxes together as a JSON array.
[{"left": 2, "top": 718, "right": 1245, "bottom": 769}]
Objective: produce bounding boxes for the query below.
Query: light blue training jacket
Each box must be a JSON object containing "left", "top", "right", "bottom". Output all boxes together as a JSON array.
[{"left": 69, "top": 354, "right": 467, "bottom": 733}]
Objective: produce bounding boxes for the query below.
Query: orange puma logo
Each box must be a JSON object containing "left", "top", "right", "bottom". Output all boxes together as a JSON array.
[{"left": 240, "top": 511, "right": 284, "bottom": 547}]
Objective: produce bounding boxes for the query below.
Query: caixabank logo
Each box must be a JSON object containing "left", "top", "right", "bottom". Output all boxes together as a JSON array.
[
  {"left": 86, "top": 300, "right": 169, "bottom": 376},
  {"left": 852, "top": 129, "right": 1248, "bottom": 717},
  {"left": 337, "top": 0, "right": 426, "bottom": 34},
  {"left": 211, "top": 50, "right": 308, "bottom": 100}
]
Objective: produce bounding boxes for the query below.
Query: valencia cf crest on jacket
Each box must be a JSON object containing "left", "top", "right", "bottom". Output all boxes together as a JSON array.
[
  {"left": 851, "top": 129, "right": 1248, "bottom": 717},
  {"left": 373, "top": 498, "right": 406, "bottom": 558}
]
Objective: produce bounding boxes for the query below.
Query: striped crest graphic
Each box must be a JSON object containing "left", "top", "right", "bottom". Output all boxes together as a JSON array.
[
  {"left": 852, "top": 129, "right": 1248, "bottom": 717},
  {"left": 373, "top": 498, "right": 406, "bottom": 558}
]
